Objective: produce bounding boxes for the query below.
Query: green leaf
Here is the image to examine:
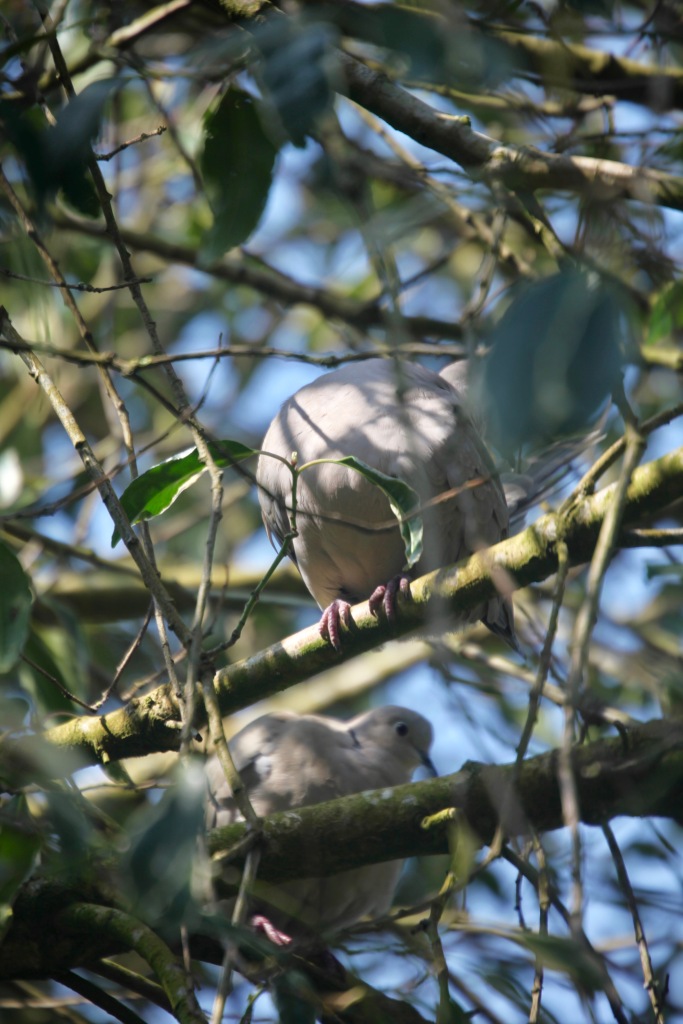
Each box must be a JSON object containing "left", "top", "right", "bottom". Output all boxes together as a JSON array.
[
  {"left": 309, "top": 455, "right": 424, "bottom": 569},
  {"left": 18, "top": 599, "right": 90, "bottom": 714},
  {"left": 518, "top": 933, "right": 605, "bottom": 992},
  {"left": 0, "top": 796, "right": 42, "bottom": 943},
  {"left": 272, "top": 970, "right": 317, "bottom": 1024},
  {"left": 255, "top": 20, "right": 338, "bottom": 146},
  {"left": 200, "top": 88, "right": 278, "bottom": 258},
  {"left": 0, "top": 542, "right": 33, "bottom": 674},
  {"left": 121, "top": 762, "right": 206, "bottom": 928},
  {"left": 45, "top": 790, "right": 95, "bottom": 871},
  {"left": 647, "top": 280, "right": 683, "bottom": 346},
  {"left": 0, "top": 79, "right": 118, "bottom": 217},
  {"left": 112, "top": 440, "right": 256, "bottom": 546},
  {"left": 482, "top": 270, "right": 625, "bottom": 454}
]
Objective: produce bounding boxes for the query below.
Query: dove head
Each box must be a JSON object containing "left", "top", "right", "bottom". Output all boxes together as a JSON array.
[{"left": 350, "top": 706, "right": 436, "bottom": 777}]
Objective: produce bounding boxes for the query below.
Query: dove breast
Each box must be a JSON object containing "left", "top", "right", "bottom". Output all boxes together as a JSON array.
[{"left": 256, "top": 358, "right": 513, "bottom": 639}]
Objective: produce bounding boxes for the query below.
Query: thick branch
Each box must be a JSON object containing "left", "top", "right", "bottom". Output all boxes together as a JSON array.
[
  {"left": 490, "top": 27, "right": 683, "bottom": 109},
  {"left": 341, "top": 55, "right": 683, "bottom": 213},
  {"left": 4, "top": 445, "right": 680, "bottom": 772},
  {"left": 49, "top": 214, "right": 462, "bottom": 341},
  {"left": 1, "top": 718, "right": 680, "bottom": 980},
  {"left": 205, "top": 718, "right": 683, "bottom": 880}
]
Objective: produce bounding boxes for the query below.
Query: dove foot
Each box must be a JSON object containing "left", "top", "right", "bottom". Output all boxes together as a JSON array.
[
  {"left": 369, "top": 574, "right": 412, "bottom": 623},
  {"left": 251, "top": 914, "right": 292, "bottom": 947},
  {"left": 319, "top": 599, "right": 354, "bottom": 651}
]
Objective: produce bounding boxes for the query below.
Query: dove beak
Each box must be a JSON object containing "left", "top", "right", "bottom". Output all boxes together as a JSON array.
[{"left": 420, "top": 751, "right": 438, "bottom": 777}]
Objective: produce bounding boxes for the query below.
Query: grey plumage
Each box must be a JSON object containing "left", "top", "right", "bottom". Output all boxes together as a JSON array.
[
  {"left": 206, "top": 705, "right": 435, "bottom": 937},
  {"left": 256, "top": 358, "right": 515, "bottom": 647}
]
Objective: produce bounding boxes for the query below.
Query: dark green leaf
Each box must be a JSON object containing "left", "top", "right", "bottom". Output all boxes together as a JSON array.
[
  {"left": 121, "top": 762, "right": 206, "bottom": 928},
  {"left": 519, "top": 933, "right": 605, "bottom": 992},
  {"left": 328, "top": 6, "right": 514, "bottom": 88},
  {"left": 0, "top": 796, "right": 42, "bottom": 943},
  {"left": 309, "top": 455, "right": 423, "bottom": 569},
  {"left": 272, "top": 970, "right": 317, "bottom": 1024},
  {"left": 19, "top": 606, "right": 89, "bottom": 714},
  {"left": 0, "top": 541, "right": 33, "bottom": 674},
  {"left": 0, "top": 694, "right": 30, "bottom": 731},
  {"left": 45, "top": 790, "right": 94, "bottom": 870},
  {"left": 0, "top": 80, "right": 117, "bottom": 216},
  {"left": 482, "top": 270, "right": 624, "bottom": 453},
  {"left": 112, "top": 440, "right": 256, "bottom": 546},
  {"left": 441, "top": 997, "right": 476, "bottom": 1023},
  {"left": 49, "top": 79, "right": 119, "bottom": 216},
  {"left": 200, "top": 88, "right": 278, "bottom": 258},
  {"left": 255, "top": 20, "right": 338, "bottom": 146}
]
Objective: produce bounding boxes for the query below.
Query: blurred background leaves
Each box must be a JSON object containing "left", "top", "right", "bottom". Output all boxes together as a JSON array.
[{"left": 0, "top": 0, "right": 682, "bottom": 1022}]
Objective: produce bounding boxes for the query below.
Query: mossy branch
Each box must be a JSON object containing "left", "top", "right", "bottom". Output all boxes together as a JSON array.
[
  {"left": 56, "top": 904, "right": 206, "bottom": 1024},
  {"left": 205, "top": 717, "right": 683, "bottom": 883},
  {"left": 1, "top": 718, "right": 681, "bottom": 980},
  {"left": 6, "top": 444, "right": 679, "bottom": 774}
]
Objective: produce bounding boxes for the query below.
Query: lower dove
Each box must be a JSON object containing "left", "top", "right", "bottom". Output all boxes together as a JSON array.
[
  {"left": 256, "top": 358, "right": 515, "bottom": 649},
  {"left": 205, "top": 705, "right": 435, "bottom": 941}
]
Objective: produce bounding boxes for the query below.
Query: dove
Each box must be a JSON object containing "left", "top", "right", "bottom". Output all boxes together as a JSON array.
[
  {"left": 205, "top": 705, "right": 435, "bottom": 941},
  {"left": 256, "top": 358, "right": 515, "bottom": 650}
]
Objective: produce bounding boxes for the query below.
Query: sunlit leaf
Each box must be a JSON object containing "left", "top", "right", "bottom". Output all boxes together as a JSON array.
[
  {"left": 482, "top": 270, "right": 624, "bottom": 453},
  {"left": 0, "top": 542, "right": 32, "bottom": 674},
  {"left": 200, "top": 88, "right": 278, "bottom": 258},
  {"left": 647, "top": 280, "right": 683, "bottom": 346},
  {"left": 309, "top": 455, "right": 423, "bottom": 569},
  {"left": 112, "top": 440, "right": 257, "bottom": 546}
]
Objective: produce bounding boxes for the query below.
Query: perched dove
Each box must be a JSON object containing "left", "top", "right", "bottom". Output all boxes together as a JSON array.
[
  {"left": 256, "top": 358, "right": 515, "bottom": 649},
  {"left": 205, "top": 705, "right": 435, "bottom": 940}
]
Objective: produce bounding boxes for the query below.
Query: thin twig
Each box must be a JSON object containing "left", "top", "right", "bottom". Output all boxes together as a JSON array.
[
  {"left": 516, "top": 541, "right": 569, "bottom": 766},
  {"left": 96, "top": 125, "right": 167, "bottom": 161},
  {"left": 602, "top": 823, "right": 666, "bottom": 1024},
  {"left": 0, "top": 333, "right": 467, "bottom": 372},
  {"left": 20, "top": 654, "right": 98, "bottom": 714},
  {"left": 528, "top": 835, "right": 549, "bottom": 1024},
  {"left": 211, "top": 846, "right": 262, "bottom": 1024},
  {"left": 501, "top": 847, "right": 628, "bottom": 1024},
  {"left": 0, "top": 311, "right": 191, "bottom": 648},
  {"left": 0, "top": 268, "right": 153, "bottom": 291},
  {"left": 92, "top": 603, "right": 155, "bottom": 711},
  {"left": 201, "top": 675, "right": 259, "bottom": 826},
  {"left": 558, "top": 421, "right": 645, "bottom": 928},
  {"left": 561, "top": 399, "right": 683, "bottom": 513}
]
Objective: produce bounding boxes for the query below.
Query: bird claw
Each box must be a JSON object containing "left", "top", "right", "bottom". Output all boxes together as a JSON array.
[
  {"left": 319, "top": 599, "right": 354, "bottom": 651},
  {"left": 251, "top": 914, "right": 292, "bottom": 947},
  {"left": 369, "top": 574, "right": 412, "bottom": 623}
]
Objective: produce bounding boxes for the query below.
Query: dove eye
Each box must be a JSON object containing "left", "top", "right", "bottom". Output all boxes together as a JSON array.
[{"left": 395, "top": 722, "right": 409, "bottom": 737}]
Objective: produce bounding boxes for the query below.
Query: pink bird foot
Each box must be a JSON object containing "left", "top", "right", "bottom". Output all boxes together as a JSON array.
[
  {"left": 368, "top": 574, "right": 412, "bottom": 623},
  {"left": 251, "top": 914, "right": 292, "bottom": 947},
  {"left": 319, "top": 598, "right": 354, "bottom": 651}
]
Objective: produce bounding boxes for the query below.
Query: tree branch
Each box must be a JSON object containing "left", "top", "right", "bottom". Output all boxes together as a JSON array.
[
  {"left": 341, "top": 54, "right": 683, "bottom": 213},
  {"left": 1, "top": 718, "right": 681, "bottom": 980},
  {"left": 205, "top": 718, "right": 683, "bottom": 882},
  {"left": 4, "top": 445, "right": 681, "bottom": 773},
  {"left": 49, "top": 214, "right": 463, "bottom": 341}
]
